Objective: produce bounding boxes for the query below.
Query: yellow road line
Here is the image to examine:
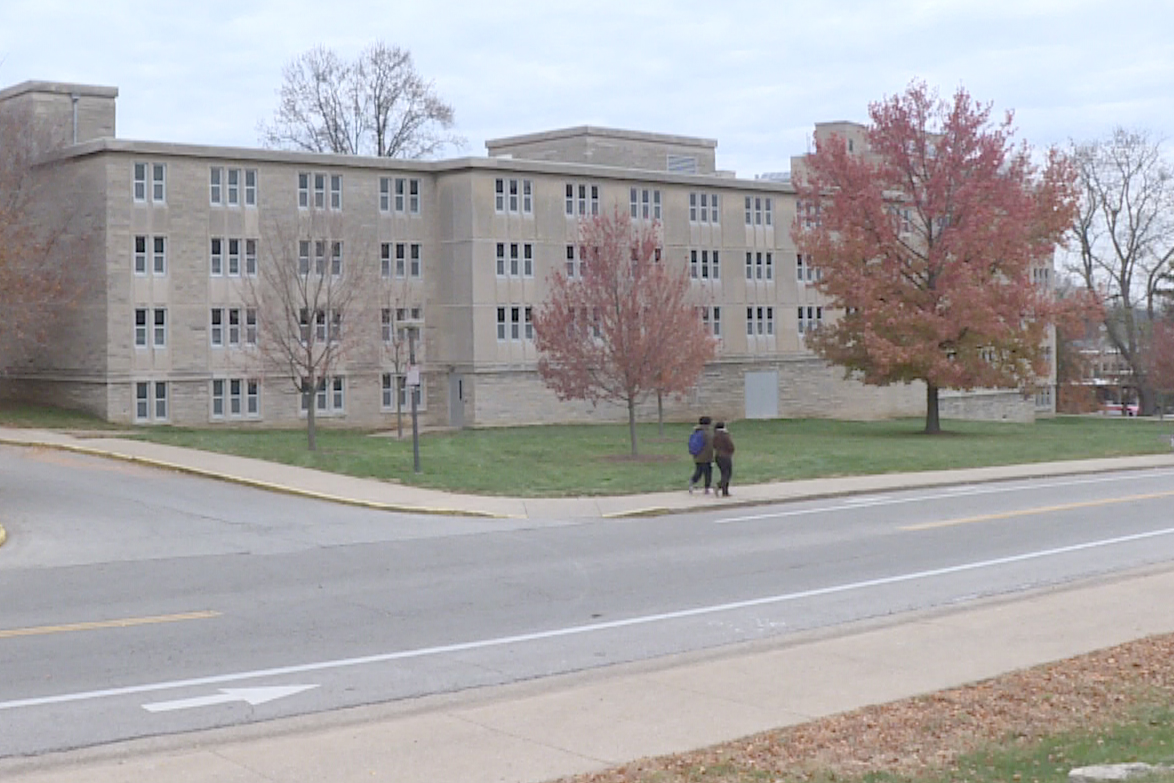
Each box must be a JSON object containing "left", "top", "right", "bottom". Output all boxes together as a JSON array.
[
  {"left": 0, "top": 610, "right": 221, "bottom": 639},
  {"left": 902, "top": 490, "right": 1174, "bottom": 531}
]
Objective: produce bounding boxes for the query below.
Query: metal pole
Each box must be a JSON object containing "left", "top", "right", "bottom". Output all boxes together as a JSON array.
[{"left": 409, "top": 329, "right": 421, "bottom": 474}]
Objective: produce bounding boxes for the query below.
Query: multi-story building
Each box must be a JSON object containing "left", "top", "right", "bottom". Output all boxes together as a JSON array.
[{"left": 0, "top": 80, "right": 1044, "bottom": 428}]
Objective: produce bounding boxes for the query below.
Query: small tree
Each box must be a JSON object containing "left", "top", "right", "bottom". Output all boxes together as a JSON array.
[
  {"left": 533, "top": 208, "right": 716, "bottom": 456},
  {"left": 260, "top": 41, "right": 463, "bottom": 159},
  {"left": 379, "top": 272, "right": 423, "bottom": 439},
  {"left": 245, "top": 212, "right": 373, "bottom": 450},
  {"left": 793, "top": 81, "right": 1079, "bottom": 434}
]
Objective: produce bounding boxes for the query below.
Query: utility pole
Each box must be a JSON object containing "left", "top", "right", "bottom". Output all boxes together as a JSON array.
[{"left": 408, "top": 328, "right": 421, "bottom": 473}]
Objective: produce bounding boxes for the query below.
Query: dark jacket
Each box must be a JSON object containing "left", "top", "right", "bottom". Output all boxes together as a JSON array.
[
  {"left": 692, "top": 426, "right": 714, "bottom": 463},
  {"left": 712, "top": 428, "right": 735, "bottom": 459}
]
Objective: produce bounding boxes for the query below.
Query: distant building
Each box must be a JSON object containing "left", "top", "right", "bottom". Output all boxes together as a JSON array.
[{"left": 0, "top": 80, "right": 1047, "bottom": 428}]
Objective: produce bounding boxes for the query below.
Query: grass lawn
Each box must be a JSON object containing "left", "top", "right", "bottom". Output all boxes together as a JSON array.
[{"left": 1, "top": 403, "right": 1170, "bottom": 496}]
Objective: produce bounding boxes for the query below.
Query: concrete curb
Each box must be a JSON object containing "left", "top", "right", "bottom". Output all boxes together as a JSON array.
[{"left": 2, "top": 439, "right": 507, "bottom": 519}]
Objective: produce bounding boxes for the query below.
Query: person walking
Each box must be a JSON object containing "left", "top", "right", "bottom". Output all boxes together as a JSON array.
[
  {"left": 712, "top": 421, "right": 735, "bottom": 497},
  {"left": 687, "top": 416, "right": 714, "bottom": 494}
]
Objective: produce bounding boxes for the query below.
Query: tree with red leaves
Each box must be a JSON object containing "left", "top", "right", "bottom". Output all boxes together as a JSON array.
[
  {"left": 1145, "top": 317, "right": 1174, "bottom": 415},
  {"left": 533, "top": 208, "right": 716, "bottom": 456},
  {"left": 793, "top": 82, "right": 1080, "bottom": 433}
]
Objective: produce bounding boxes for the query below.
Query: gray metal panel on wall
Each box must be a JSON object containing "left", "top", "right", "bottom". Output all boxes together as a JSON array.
[{"left": 744, "top": 370, "right": 779, "bottom": 419}]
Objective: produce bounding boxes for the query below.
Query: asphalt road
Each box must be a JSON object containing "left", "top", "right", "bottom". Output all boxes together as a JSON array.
[{"left": 2, "top": 445, "right": 1173, "bottom": 758}]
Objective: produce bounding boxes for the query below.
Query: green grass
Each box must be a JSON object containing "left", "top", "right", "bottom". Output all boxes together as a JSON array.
[
  {"left": 2, "top": 403, "right": 1170, "bottom": 497},
  {"left": 899, "top": 703, "right": 1174, "bottom": 783}
]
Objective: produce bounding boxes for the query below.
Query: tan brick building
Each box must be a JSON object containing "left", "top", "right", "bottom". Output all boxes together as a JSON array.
[{"left": 0, "top": 80, "right": 1044, "bottom": 428}]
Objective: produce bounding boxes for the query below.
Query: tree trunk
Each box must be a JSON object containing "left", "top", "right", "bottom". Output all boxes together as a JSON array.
[
  {"left": 657, "top": 391, "right": 664, "bottom": 437},
  {"left": 924, "top": 382, "right": 941, "bottom": 434},
  {"left": 627, "top": 398, "right": 638, "bottom": 457},
  {"left": 305, "top": 378, "right": 318, "bottom": 451}
]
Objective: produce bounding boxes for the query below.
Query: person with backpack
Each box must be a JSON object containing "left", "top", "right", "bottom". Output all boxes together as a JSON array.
[
  {"left": 688, "top": 416, "right": 714, "bottom": 494},
  {"left": 712, "top": 421, "right": 736, "bottom": 497}
]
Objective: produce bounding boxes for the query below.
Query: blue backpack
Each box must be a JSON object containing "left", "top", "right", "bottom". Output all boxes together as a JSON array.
[{"left": 688, "top": 429, "right": 706, "bottom": 456}]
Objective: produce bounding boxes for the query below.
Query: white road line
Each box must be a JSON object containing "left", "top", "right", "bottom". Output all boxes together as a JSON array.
[
  {"left": 3, "top": 525, "right": 1174, "bottom": 713},
  {"left": 716, "top": 469, "right": 1174, "bottom": 525}
]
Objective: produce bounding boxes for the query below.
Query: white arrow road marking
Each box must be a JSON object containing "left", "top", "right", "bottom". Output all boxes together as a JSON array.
[{"left": 142, "top": 684, "right": 318, "bottom": 713}]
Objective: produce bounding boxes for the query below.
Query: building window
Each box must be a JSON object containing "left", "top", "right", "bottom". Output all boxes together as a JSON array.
[
  {"left": 382, "top": 242, "right": 422, "bottom": 278},
  {"left": 153, "top": 308, "right": 167, "bottom": 347},
  {"left": 314, "top": 240, "right": 327, "bottom": 275},
  {"left": 134, "top": 162, "right": 147, "bottom": 202},
  {"left": 135, "top": 381, "right": 149, "bottom": 420},
  {"left": 797, "top": 305, "right": 823, "bottom": 335},
  {"left": 227, "top": 168, "right": 240, "bottom": 206},
  {"left": 228, "top": 239, "right": 240, "bottom": 276},
  {"left": 299, "top": 241, "right": 311, "bottom": 275},
  {"left": 300, "top": 376, "right": 345, "bottom": 415},
  {"left": 565, "top": 182, "right": 599, "bottom": 217},
  {"left": 134, "top": 235, "right": 166, "bottom": 276},
  {"left": 153, "top": 236, "right": 167, "bottom": 275},
  {"left": 134, "top": 308, "right": 148, "bottom": 347},
  {"left": 495, "top": 178, "right": 533, "bottom": 215},
  {"left": 796, "top": 254, "right": 822, "bottom": 283},
  {"left": 245, "top": 169, "right": 257, "bottom": 206},
  {"left": 152, "top": 164, "right": 166, "bottom": 203},
  {"left": 689, "top": 192, "right": 720, "bottom": 224},
  {"left": 212, "top": 378, "right": 260, "bottom": 420},
  {"left": 210, "top": 167, "right": 222, "bottom": 205},
  {"left": 331, "top": 241, "right": 343, "bottom": 277},
  {"left": 211, "top": 308, "right": 223, "bottom": 347},
  {"left": 245, "top": 308, "right": 257, "bottom": 345},
  {"left": 701, "top": 306, "right": 722, "bottom": 337},
  {"left": 210, "top": 238, "right": 223, "bottom": 276},
  {"left": 314, "top": 173, "right": 326, "bottom": 208},
  {"left": 381, "top": 373, "right": 425, "bottom": 411},
  {"left": 629, "top": 188, "right": 662, "bottom": 221},
  {"left": 298, "top": 172, "right": 309, "bottom": 208},
  {"left": 245, "top": 239, "right": 257, "bottom": 276},
  {"left": 745, "top": 195, "right": 773, "bottom": 226},
  {"left": 689, "top": 249, "right": 720, "bottom": 280},
  {"left": 745, "top": 251, "right": 773, "bottom": 280},
  {"left": 135, "top": 381, "right": 168, "bottom": 422},
  {"left": 380, "top": 178, "right": 390, "bottom": 212},
  {"left": 495, "top": 242, "right": 534, "bottom": 277},
  {"left": 496, "top": 305, "right": 532, "bottom": 341},
  {"left": 565, "top": 244, "right": 584, "bottom": 278},
  {"left": 746, "top": 306, "right": 775, "bottom": 337},
  {"left": 330, "top": 174, "right": 342, "bottom": 209},
  {"left": 134, "top": 162, "right": 165, "bottom": 204}
]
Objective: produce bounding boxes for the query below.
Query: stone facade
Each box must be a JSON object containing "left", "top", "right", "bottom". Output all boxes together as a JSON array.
[{"left": 0, "top": 79, "right": 1051, "bottom": 430}]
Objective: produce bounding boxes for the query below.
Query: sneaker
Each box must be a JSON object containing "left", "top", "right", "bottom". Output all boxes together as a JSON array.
[
  {"left": 703, "top": 488, "right": 710, "bottom": 495},
  {"left": 688, "top": 483, "right": 695, "bottom": 495}
]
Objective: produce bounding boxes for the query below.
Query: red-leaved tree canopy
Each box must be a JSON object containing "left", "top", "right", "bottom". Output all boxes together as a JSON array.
[
  {"left": 793, "top": 81, "right": 1083, "bottom": 433},
  {"left": 533, "top": 208, "right": 716, "bottom": 456}
]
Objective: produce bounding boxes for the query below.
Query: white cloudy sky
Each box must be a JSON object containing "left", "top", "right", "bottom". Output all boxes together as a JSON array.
[{"left": 2, "top": 0, "right": 1171, "bottom": 177}]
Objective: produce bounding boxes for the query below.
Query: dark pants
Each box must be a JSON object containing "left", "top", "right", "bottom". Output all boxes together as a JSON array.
[
  {"left": 690, "top": 461, "right": 712, "bottom": 489},
  {"left": 715, "top": 456, "right": 733, "bottom": 495}
]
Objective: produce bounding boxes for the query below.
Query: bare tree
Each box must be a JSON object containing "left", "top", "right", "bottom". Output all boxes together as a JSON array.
[
  {"left": 244, "top": 212, "right": 374, "bottom": 450},
  {"left": 379, "top": 268, "right": 423, "bottom": 439},
  {"left": 260, "top": 42, "right": 463, "bottom": 159},
  {"left": 1070, "top": 128, "right": 1174, "bottom": 414}
]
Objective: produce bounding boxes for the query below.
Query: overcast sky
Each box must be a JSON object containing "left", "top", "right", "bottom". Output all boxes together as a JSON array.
[{"left": 2, "top": 0, "right": 1171, "bottom": 178}]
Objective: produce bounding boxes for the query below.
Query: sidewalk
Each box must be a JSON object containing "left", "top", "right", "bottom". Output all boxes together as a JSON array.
[
  {"left": 2, "top": 429, "right": 1174, "bottom": 783},
  {"left": 2, "top": 426, "right": 1173, "bottom": 519}
]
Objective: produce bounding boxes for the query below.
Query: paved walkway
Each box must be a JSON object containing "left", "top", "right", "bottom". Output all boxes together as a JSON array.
[
  {"left": 1, "top": 429, "right": 1173, "bottom": 782},
  {"left": 2, "top": 427, "right": 1172, "bottom": 519}
]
